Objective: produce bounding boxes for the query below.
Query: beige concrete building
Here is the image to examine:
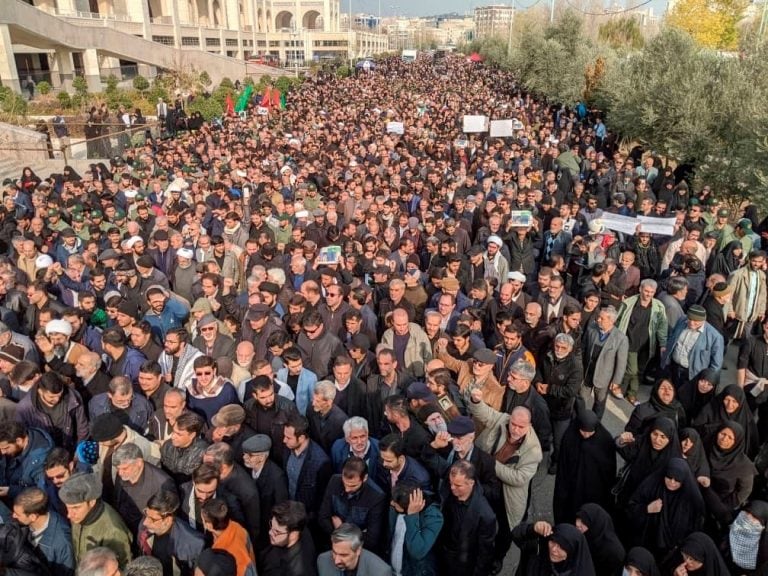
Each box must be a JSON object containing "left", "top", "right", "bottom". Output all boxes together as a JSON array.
[
  {"left": 473, "top": 4, "right": 514, "bottom": 40},
  {"left": 0, "top": 0, "right": 387, "bottom": 93}
]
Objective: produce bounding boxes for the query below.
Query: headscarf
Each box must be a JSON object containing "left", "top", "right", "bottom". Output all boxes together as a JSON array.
[
  {"left": 575, "top": 503, "right": 624, "bottom": 576},
  {"left": 549, "top": 523, "right": 596, "bottom": 576},
  {"left": 621, "top": 416, "right": 682, "bottom": 505},
  {"left": 657, "top": 458, "right": 704, "bottom": 550},
  {"left": 647, "top": 378, "right": 686, "bottom": 427},
  {"left": 679, "top": 532, "right": 730, "bottom": 575},
  {"left": 709, "top": 421, "right": 751, "bottom": 472},
  {"left": 694, "top": 384, "right": 759, "bottom": 458},
  {"left": 554, "top": 408, "right": 617, "bottom": 523},
  {"left": 680, "top": 427, "right": 710, "bottom": 479},
  {"left": 624, "top": 546, "right": 661, "bottom": 576},
  {"left": 678, "top": 369, "right": 717, "bottom": 424},
  {"left": 712, "top": 240, "right": 743, "bottom": 277}
]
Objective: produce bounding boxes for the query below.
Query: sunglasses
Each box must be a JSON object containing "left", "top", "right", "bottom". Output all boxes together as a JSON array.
[
  {"left": 195, "top": 370, "right": 213, "bottom": 376},
  {"left": 200, "top": 326, "right": 216, "bottom": 332}
]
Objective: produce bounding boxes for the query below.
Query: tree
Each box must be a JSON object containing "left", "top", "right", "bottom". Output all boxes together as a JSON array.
[
  {"left": 199, "top": 71, "right": 212, "bottom": 87},
  {"left": 598, "top": 16, "right": 645, "bottom": 50},
  {"left": 37, "top": 81, "right": 52, "bottom": 96},
  {"left": 666, "top": 0, "right": 748, "bottom": 50},
  {"left": 597, "top": 28, "right": 768, "bottom": 202},
  {"left": 132, "top": 75, "right": 150, "bottom": 93}
]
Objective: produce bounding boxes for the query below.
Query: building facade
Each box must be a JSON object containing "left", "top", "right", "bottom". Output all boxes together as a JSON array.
[
  {"left": 473, "top": 4, "right": 514, "bottom": 40},
  {"left": 1, "top": 0, "right": 388, "bottom": 93}
]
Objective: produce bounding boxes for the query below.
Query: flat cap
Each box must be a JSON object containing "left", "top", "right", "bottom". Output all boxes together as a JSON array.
[
  {"left": 473, "top": 348, "right": 497, "bottom": 365},
  {"left": 242, "top": 434, "right": 272, "bottom": 453}
]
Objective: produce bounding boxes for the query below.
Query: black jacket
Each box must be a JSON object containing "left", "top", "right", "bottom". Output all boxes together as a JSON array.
[
  {"left": 318, "top": 474, "right": 388, "bottom": 555},
  {"left": 308, "top": 405, "right": 348, "bottom": 454},
  {"left": 535, "top": 351, "right": 583, "bottom": 421},
  {"left": 259, "top": 532, "right": 318, "bottom": 576},
  {"left": 438, "top": 485, "right": 497, "bottom": 576},
  {"left": 254, "top": 460, "right": 289, "bottom": 544},
  {"left": 221, "top": 463, "right": 262, "bottom": 547}
]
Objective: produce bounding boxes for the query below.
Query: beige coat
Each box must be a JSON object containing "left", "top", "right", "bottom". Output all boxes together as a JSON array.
[
  {"left": 729, "top": 265, "right": 767, "bottom": 322},
  {"left": 381, "top": 322, "right": 433, "bottom": 379},
  {"left": 469, "top": 399, "right": 543, "bottom": 527}
]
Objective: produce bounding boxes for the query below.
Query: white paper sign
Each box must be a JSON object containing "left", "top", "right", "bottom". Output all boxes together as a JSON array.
[
  {"left": 600, "top": 213, "right": 677, "bottom": 236},
  {"left": 637, "top": 216, "right": 677, "bottom": 236},
  {"left": 600, "top": 213, "right": 640, "bottom": 236},
  {"left": 490, "top": 119, "right": 514, "bottom": 138},
  {"left": 462, "top": 115, "right": 489, "bottom": 133},
  {"left": 386, "top": 122, "right": 404, "bottom": 135}
]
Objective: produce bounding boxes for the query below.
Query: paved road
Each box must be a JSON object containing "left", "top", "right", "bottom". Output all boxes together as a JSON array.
[{"left": 497, "top": 342, "right": 739, "bottom": 575}]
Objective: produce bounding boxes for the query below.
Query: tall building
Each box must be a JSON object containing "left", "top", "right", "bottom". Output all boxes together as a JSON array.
[
  {"left": 0, "top": 0, "right": 388, "bottom": 93},
  {"left": 473, "top": 4, "right": 514, "bottom": 40}
]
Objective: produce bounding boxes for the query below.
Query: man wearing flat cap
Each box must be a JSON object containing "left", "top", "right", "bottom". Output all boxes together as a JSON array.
[
  {"left": 241, "top": 433, "right": 289, "bottom": 551},
  {"left": 59, "top": 471, "right": 133, "bottom": 567},
  {"left": 662, "top": 304, "right": 724, "bottom": 388},
  {"left": 421, "top": 414, "right": 501, "bottom": 504},
  {"left": 435, "top": 343, "right": 505, "bottom": 414}
]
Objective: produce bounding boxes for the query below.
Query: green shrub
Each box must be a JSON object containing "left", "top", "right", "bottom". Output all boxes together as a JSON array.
[
  {"left": 37, "top": 81, "right": 52, "bottom": 95},
  {"left": 57, "top": 91, "right": 72, "bottom": 109},
  {"left": 105, "top": 74, "right": 119, "bottom": 93},
  {"left": 336, "top": 65, "right": 351, "bottom": 78},
  {"left": 132, "top": 75, "right": 150, "bottom": 92},
  {"left": 72, "top": 76, "right": 88, "bottom": 98},
  {"left": 219, "top": 77, "right": 234, "bottom": 90},
  {"left": 199, "top": 71, "right": 212, "bottom": 87},
  {"left": 187, "top": 96, "right": 223, "bottom": 121}
]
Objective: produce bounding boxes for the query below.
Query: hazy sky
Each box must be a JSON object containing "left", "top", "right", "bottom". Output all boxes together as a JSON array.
[{"left": 347, "top": 0, "right": 668, "bottom": 19}]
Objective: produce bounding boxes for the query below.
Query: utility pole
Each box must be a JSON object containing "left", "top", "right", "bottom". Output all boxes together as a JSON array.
[
  {"left": 759, "top": 0, "right": 767, "bottom": 46},
  {"left": 550, "top": 0, "right": 555, "bottom": 23},
  {"left": 507, "top": 1, "right": 514, "bottom": 58}
]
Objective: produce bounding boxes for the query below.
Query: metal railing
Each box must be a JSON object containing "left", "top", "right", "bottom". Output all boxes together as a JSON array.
[{"left": 55, "top": 8, "right": 135, "bottom": 22}]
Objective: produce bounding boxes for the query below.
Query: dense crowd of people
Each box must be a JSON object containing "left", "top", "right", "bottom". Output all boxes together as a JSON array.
[{"left": 0, "top": 53, "right": 766, "bottom": 576}]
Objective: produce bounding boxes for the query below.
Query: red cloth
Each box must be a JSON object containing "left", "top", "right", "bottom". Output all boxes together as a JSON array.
[{"left": 225, "top": 93, "right": 235, "bottom": 116}]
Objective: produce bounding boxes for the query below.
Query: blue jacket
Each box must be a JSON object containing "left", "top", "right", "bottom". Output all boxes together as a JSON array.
[
  {"left": 143, "top": 298, "right": 189, "bottom": 341},
  {"left": 662, "top": 318, "right": 724, "bottom": 379},
  {"left": 276, "top": 367, "right": 317, "bottom": 416},
  {"left": 1, "top": 427, "right": 53, "bottom": 498},
  {"left": 88, "top": 392, "right": 154, "bottom": 435},
  {"left": 106, "top": 346, "right": 147, "bottom": 386},
  {"left": 331, "top": 437, "right": 384, "bottom": 491},
  {"left": 388, "top": 504, "right": 444, "bottom": 576},
  {"left": 37, "top": 510, "right": 76, "bottom": 576}
]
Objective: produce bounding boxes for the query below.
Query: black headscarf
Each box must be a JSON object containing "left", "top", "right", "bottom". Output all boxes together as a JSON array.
[
  {"left": 678, "top": 369, "right": 717, "bottom": 424},
  {"left": 679, "top": 532, "right": 730, "bottom": 575},
  {"left": 619, "top": 416, "right": 682, "bottom": 506},
  {"left": 554, "top": 409, "right": 617, "bottom": 523},
  {"left": 695, "top": 384, "right": 759, "bottom": 458},
  {"left": 549, "top": 523, "right": 596, "bottom": 576},
  {"left": 624, "top": 546, "right": 661, "bottom": 576},
  {"left": 708, "top": 421, "right": 757, "bottom": 479},
  {"left": 649, "top": 379, "right": 686, "bottom": 421},
  {"left": 680, "top": 427, "right": 710, "bottom": 479},
  {"left": 575, "top": 503, "right": 624, "bottom": 576},
  {"left": 712, "top": 240, "right": 743, "bottom": 277},
  {"left": 629, "top": 457, "right": 704, "bottom": 553}
]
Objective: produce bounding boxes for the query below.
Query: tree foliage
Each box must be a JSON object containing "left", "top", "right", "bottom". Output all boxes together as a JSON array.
[
  {"left": 598, "top": 16, "right": 645, "bottom": 50},
  {"left": 597, "top": 27, "right": 768, "bottom": 200},
  {"left": 132, "top": 75, "right": 150, "bottom": 92},
  {"left": 666, "top": 0, "right": 748, "bottom": 50}
]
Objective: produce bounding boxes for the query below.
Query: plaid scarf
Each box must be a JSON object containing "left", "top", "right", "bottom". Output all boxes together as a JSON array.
[{"left": 730, "top": 511, "right": 763, "bottom": 569}]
